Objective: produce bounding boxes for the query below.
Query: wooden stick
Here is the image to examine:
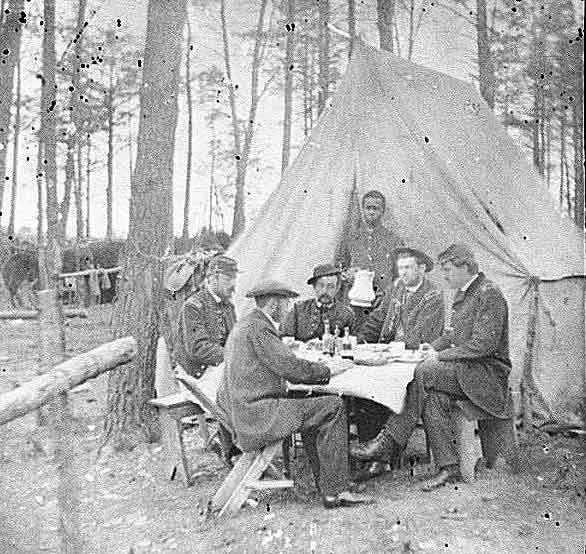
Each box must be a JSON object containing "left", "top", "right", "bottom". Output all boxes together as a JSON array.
[
  {"left": 0, "top": 337, "right": 137, "bottom": 426},
  {"left": 0, "top": 309, "right": 88, "bottom": 320},
  {"left": 58, "top": 266, "right": 122, "bottom": 279}
]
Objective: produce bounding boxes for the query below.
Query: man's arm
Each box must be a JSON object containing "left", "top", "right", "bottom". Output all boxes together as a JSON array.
[
  {"left": 179, "top": 303, "right": 225, "bottom": 368},
  {"left": 436, "top": 287, "right": 507, "bottom": 361},
  {"left": 357, "top": 297, "right": 390, "bottom": 343},
  {"left": 405, "top": 291, "right": 445, "bottom": 349},
  {"left": 252, "top": 325, "right": 330, "bottom": 385}
]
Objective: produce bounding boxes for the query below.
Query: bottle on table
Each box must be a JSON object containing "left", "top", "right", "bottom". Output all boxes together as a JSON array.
[
  {"left": 332, "top": 324, "right": 341, "bottom": 357},
  {"left": 322, "top": 318, "right": 332, "bottom": 355},
  {"left": 341, "top": 326, "right": 354, "bottom": 360}
]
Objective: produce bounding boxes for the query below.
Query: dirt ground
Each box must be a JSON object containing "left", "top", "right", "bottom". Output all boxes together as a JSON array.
[{"left": 0, "top": 304, "right": 584, "bottom": 554}]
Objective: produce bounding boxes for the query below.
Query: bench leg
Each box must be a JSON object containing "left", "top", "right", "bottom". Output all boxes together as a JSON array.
[
  {"left": 454, "top": 410, "right": 481, "bottom": 483},
  {"left": 158, "top": 409, "right": 192, "bottom": 487}
]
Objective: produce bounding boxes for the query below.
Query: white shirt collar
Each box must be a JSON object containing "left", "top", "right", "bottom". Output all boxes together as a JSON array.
[
  {"left": 405, "top": 279, "right": 424, "bottom": 294},
  {"left": 205, "top": 284, "right": 222, "bottom": 304},
  {"left": 460, "top": 274, "right": 480, "bottom": 293},
  {"left": 264, "top": 311, "right": 280, "bottom": 332}
]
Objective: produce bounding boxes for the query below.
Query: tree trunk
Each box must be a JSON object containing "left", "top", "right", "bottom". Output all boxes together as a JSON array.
[
  {"left": 559, "top": 112, "right": 566, "bottom": 206},
  {"left": 103, "top": 0, "right": 186, "bottom": 450},
  {"left": 476, "top": 0, "right": 495, "bottom": 109},
  {"left": 348, "top": 0, "right": 356, "bottom": 59},
  {"left": 7, "top": 55, "right": 21, "bottom": 237},
  {"left": 86, "top": 135, "right": 91, "bottom": 238},
  {"left": 127, "top": 115, "right": 134, "bottom": 182},
  {"left": 75, "top": 140, "right": 84, "bottom": 241},
  {"left": 302, "top": 34, "right": 310, "bottom": 136},
  {"left": 182, "top": 18, "right": 194, "bottom": 240},
  {"left": 106, "top": 63, "right": 116, "bottom": 240},
  {"left": 572, "top": 50, "right": 584, "bottom": 227},
  {"left": 0, "top": 0, "right": 24, "bottom": 223},
  {"left": 220, "top": 0, "right": 244, "bottom": 237},
  {"left": 407, "top": 0, "right": 415, "bottom": 60},
  {"left": 36, "top": 138, "right": 44, "bottom": 242},
  {"left": 281, "top": 0, "right": 295, "bottom": 174},
  {"left": 317, "top": 0, "right": 330, "bottom": 115},
  {"left": 376, "top": 0, "right": 395, "bottom": 52}
]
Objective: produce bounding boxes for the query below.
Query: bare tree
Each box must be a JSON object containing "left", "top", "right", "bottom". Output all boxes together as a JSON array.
[
  {"left": 182, "top": 17, "right": 194, "bottom": 240},
  {"left": 0, "top": 0, "right": 24, "bottom": 223},
  {"left": 106, "top": 61, "right": 115, "bottom": 240},
  {"left": 317, "top": 0, "right": 330, "bottom": 114},
  {"left": 348, "top": 0, "right": 356, "bottom": 58},
  {"left": 377, "top": 0, "right": 395, "bottom": 52},
  {"left": 102, "top": 0, "right": 187, "bottom": 449},
  {"left": 86, "top": 135, "right": 91, "bottom": 238},
  {"left": 281, "top": 0, "right": 295, "bottom": 173},
  {"left": 221, "top": 0, "right": 271, "bottom": 238},
  {"left": 7, "top": 55, "right": 21, "bottom": 237},
  {"left": 476, "top": 0, "right": 495, "bottom": 108}
]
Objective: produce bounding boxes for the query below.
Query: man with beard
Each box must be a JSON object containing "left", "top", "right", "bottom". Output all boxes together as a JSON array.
[
  {"left": 216, "top": 280, "right": 373, "bottom": 509},
  {"left": 174, "top": 255, "right": 238, "bottom": 378},
  {"left": 352, "top": 247, "right": 444, "bottom": 480},
  {"left": 280, "top": 264, "right": 355, "bottom": 341}
]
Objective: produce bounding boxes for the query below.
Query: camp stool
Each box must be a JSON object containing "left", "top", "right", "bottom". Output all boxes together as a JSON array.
[
  {"left": 149, "top": 337, "right": 212, "bottom": 487},
  {"left": 176, "top": 373, "right": 294, "bottom": 517},
  {"left": 452, "top": 399, "right": 521, "bottom": 482}
]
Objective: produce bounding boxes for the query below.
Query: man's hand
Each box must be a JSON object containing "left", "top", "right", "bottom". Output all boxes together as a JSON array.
[
  {"left": 342, "top": 266, "right": 361, "bottom": 283},
  {"left": 421, "top": 345, "right": 439, "bottom": 362},
  {"left": 329, "top": 358, "right": 353, "bottom": 377}
]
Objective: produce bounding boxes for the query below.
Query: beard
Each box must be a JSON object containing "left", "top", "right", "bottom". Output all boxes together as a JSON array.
[{"left": 318, "top": 293, "right": 334, "bottom": 306}]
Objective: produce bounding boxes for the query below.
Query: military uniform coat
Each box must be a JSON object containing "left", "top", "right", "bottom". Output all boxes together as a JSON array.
[
  {"left": 174, "top": 287, "right": 237, "bottom": 378},
  {"left": 216, "top": 308, "right": 331, "bottom": 451},
  {"left": 358, "top": 277, "right": 444, "bottom": 349},
  {"left": 337, "top": 224, "right": 404, "bottom": 292},
  {"left": 431, "top": 273, "right": 513, "bottom": 419},
  {"left": 280, "top": 298, "right": 355, "bottom": 341}
]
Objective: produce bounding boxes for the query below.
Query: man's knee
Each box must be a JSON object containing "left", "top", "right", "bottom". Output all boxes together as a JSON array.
[{"left": 423, "top": 391, "right": 452, "bottom": 418}]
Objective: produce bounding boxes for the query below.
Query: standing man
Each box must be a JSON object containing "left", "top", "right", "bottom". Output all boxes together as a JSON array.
[
  {"left": 281, "top": 263, "right": 355, "bottom": 341},
  {"left": 216, "top": 280, "right": 373, "bottom": 509},
  {"left": 337, "top": 190, "right": 404, "bottom": 297},
  {"left": 174, "top": 255, "right": 238, "bottom": 378}
]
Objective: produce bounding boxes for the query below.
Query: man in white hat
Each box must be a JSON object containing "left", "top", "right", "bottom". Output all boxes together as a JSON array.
[{"left": 216, "top": 280, "right": 374, "bottom": 509}]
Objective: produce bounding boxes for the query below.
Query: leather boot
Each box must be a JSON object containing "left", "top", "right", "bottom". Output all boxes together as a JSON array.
[{"left": 350, "top": 426, "right": 397, "bottom": 461}]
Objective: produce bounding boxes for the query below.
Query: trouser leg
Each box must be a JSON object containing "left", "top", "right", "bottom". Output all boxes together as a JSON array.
[
  {"left": 300, "top": 396, "right": 349, "bottom": 497},
  {"left": 423, "top": 392, "right": 459, "bottom": 469},
  {"left": 354, "top": 398, "right": 390, "bottom": 442}
]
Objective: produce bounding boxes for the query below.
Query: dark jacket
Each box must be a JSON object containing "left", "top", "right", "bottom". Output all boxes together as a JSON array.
[
  {"left": 174, "top": 287, "right": 237, "bottom": 378},
  {"left": 358, "top": 277, "right": 444, "bottom": 349},
  {"left": 216, "top": 308, "right": 330, "bottom": 451},
  {"left": 337, "top": 224, "right": 404, "bottom": 292},
  {"left": 280, "top": 298, "right": 355, "bottom": 341},
  {"left": 431, "top": 273, "right": 513, "bottom": 419}
]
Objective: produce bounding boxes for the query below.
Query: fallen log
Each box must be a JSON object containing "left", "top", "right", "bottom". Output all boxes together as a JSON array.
[
  {"left": 0, "top": 337, "right": 137, "bottom": 426},
  {"left": 0, "top": 309, "right": 88, "bottom": 320}
]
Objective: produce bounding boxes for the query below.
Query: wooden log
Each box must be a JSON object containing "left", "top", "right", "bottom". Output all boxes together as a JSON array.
[
  {"left": 0, "top": 309, "right": 88, "bottom": 320},
  {"left": 0, "top": 337, "right": 137, "bottom": 426}
]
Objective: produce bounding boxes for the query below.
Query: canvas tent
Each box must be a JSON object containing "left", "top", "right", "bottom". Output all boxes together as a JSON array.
[{"left": 227, "top": 43, "right": 585, "bottom": 419}]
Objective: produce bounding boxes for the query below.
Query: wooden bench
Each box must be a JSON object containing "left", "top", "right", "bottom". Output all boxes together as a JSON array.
[{"left": 453, "top": 399, "right": 520, "bottom": 482}]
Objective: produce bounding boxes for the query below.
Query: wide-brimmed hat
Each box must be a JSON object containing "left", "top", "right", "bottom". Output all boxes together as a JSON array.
[
  {"left": 393, "top": 247, "right": 434, "bottom": 272},
  {"left": 307, "top": 263, "right": 341, "bottom": 285},
  {"left": 246, "top": 280, "right": 299, "bottom": 299},
  {"left": 206, "top": 254, "right": 239, "bottom": 276},
  {"left": 437, "top": 243, "right": 476, "bottom": 266}
]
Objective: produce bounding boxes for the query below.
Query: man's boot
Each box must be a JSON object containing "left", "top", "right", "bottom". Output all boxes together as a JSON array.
[{"left": 350, "top": 425, "right": 400, "bottom": 462}]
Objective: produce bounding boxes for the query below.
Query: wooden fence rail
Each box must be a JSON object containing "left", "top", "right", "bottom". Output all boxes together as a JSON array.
[
  {"left": 0, "top": 309, "right": 88, "bottom": 320},
  {"left": 58, "top": 266, "right": 122, "bottom": 279},
  {"left": 0, "top": 337, "right": 137, "bottom": 426}
]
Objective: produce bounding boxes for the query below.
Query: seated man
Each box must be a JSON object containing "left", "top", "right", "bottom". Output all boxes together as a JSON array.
[
  {"left": 174, "top": 255, "right": 238, "bottom": 378},
  {"left": 216, "top": 280, "right": 373, "bottom": 509},
  {"left": 358, "top": 247, "right": 444, "bottom": 348},
  {"left": 280, "top": 263, "right": 355, "bottom": 341},
  {"left": 352, "top": 247, "right": 444, "bottom": 479},
  {"left": 352, "top": 244, "right": 514, "bottom": 490}
]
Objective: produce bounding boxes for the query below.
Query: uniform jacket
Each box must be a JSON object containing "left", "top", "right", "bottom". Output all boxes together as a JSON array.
[
  {"left": 358, "top": 277, "right": 444, "bottom": 349},
  {"left": 216, "top": 308, "right": 331, "bottom": 451},
  {"left": 280, "top": 298, "right": 355, "bottom": 341},
  {"left": 337, "top": 224, "right": 404, "bottom": 292},
  {"left": 174, "top": 287, "right": 237, "bottom": 378},
  {"left": 431, "top": 273, "right": 513, "bottom": 418}
]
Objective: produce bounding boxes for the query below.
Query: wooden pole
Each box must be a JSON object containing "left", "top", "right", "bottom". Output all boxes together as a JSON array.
[
  {"left": 520, "top": 278, "right": 539, "bottom": 432},
  {"left": 0, "top": 309, "right": 88, "bottom": 320},
  {"left": 0, "top": 337, "right": 137, "bottom": 426}
]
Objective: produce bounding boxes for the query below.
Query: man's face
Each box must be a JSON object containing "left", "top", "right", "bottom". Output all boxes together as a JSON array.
[
  {"left": 313, "top": 275, "right": 339, "bottom": 305},
  {"left": 362, "top": 196, "right": 385, "bottom": 226},
  {"left": 397, "top": 256, "right": 424, "bottom": 287},
  {"left": 211, "top": 273, "right": 237, "bottom": 300},
  {"left": 440, "top": 261, "right": 470, "bottom": 290},
  {"left": 271, "top": 296, "right": 291, "bottom": 323}
]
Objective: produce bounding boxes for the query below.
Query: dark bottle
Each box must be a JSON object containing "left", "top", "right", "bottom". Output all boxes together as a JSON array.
[{"left": 341, "top": 326, "right": 354, "bottom": 360}]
